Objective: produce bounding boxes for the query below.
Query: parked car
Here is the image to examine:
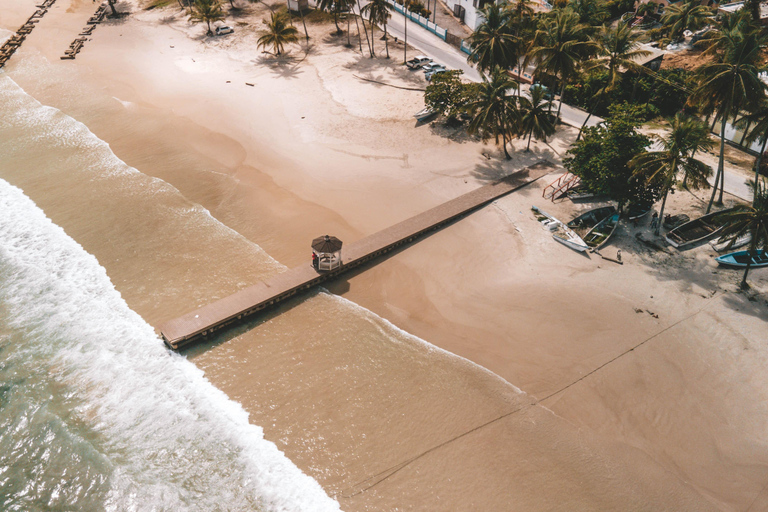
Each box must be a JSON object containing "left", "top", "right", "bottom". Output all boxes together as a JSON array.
[
  {"left": 406, "top": 55, "right": 432, "bottom": 69},
  {"left": 215, "top": 25, "right": 234, "bottom": 36},
  {"left": 425, "top": 66, "right": 447, "bottom": 81},
  {"left": 421, "top": 62, "right": 444, "bottom": 73},
  {"left": 529, "top": 83, "right": 554, "bottom": 100}
]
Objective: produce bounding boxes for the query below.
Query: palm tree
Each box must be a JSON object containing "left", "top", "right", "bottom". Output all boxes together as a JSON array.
[
  {"left": 519, "top": 85, "right": 555, "bottom": 151},
  {"left": 189, "top": 0, "right": 225, "bottom": 36},
  {"left": 529, "top": 10, "right": 596, "bottom": 120},
  {"left": 508, "top": 0, "right": 534, "bottom": 35},
  {"left": 361, "top": 0, "right": 393, "bottom": 58},
  {"left": 630, "top": 113, "right": 714, "bottom": 235},
  {"left": 466, "top": 68, "right": 520, "bottom": 159},
  {"left": 661, "top": 0, "right": 713, "bottom": 42},
  {"left": 257, "top": 11, "right": 299, "bottom": 55},
  {"left": 577, "top": 21, "right": 650, "bottom": 140},
  {"left": 735, "top": 100, "right": 768, "bottom": 197},
  {"left": 690, "top": 21, "right": 768, "bottom": 212},
  {"left": 567, "top": 0, "right": 606, "bottom": 28},
  {"left": 715, "top": 181, "right": 768, "bottom": 288},
  {"left": 466, "top": 3, "right": 518, "bottom": 73},
  {"left": 317, "top": 0, "right": 353, "bottom": 35}
]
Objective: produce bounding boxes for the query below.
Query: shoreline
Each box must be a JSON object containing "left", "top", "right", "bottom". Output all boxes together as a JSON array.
[{"left": 2, "top": 1, "right": 768, "bottom": 510}]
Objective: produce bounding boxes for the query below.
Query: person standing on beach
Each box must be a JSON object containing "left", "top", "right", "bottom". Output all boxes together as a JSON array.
[{"left": 650, "top": 212, "right": 659, "bottom": 230}]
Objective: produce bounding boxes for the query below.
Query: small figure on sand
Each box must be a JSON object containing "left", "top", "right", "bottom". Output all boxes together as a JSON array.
[
  {"left": 312, "top": 252, "right": 318, "bottom": 269},
  {"left": 650, "top": 212, "right": 659, "bottom": 230}
]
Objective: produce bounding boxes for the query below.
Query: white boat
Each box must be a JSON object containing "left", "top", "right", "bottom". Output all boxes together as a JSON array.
[
  {"left": 710, "top": 232, "right": 751, "bottom": 252},
  {"left": 532, "top": 206, "right": 589, "bottom": 252},
  {"left": 413, "top": 106, "right": 437, "bottom": 121}
]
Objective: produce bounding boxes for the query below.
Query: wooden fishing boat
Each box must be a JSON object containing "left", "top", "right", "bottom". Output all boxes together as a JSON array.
[
  {"left": 532, "top": 206, "right": 589, "bottom": 252},
  {"left": 627, "top": 202, "right": 652, "bottom": 221},
  {"left": 413, "top": 106, "right": 437, "bottom": 122},
  {"left": 583, "top": 212, "right": 620, "bottom": 249},
  {"left": 665, "top": 208, "right": 736, "bottom": 248},
  {"left": 567, "top": 206, "right": 616, "bottom": 233},
  {"left": 715, "top": 249, "right": 768, "bottom": 268},
  {"left": 710, "top": 232, "right": 751, "bottom": 252}
]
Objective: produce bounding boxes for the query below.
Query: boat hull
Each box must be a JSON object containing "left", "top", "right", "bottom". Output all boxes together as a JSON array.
[
  {"left": 715, "top": 249, "right": 768, "bottom": 268},
  {"left": 665, "top": 208, "right": 736, "bottom": 248}
]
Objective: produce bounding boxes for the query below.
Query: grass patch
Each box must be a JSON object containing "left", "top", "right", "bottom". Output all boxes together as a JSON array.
[{"left": 145, "top": 0, "right": 178, "bottom": 9}]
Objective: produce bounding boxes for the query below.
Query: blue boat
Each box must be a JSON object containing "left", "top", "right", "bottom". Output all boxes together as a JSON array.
[{"left": 715, "top": 249, "right": 768, "bottom": 268}]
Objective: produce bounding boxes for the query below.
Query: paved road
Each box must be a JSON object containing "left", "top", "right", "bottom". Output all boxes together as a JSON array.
[{"left": 377, "top": 9, "right": 756, "bottom": 201}]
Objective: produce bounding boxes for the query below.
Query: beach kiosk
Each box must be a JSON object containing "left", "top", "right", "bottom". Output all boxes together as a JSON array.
[
  {"left": 287, "top": 0, "right": 309, "bottom": 12},
  {"left": 312, "top": 235, "right": 343, "bottom": 271}
]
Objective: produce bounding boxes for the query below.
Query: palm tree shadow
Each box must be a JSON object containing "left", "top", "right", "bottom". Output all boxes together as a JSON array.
[
  {"left": 255, "top": 54, "right": 304, "bottom": 78},
  {"left": 471, "top": 146, "right": 558, "bottom": 182},
  {"left": 721, "top": 290, "right": 768, "bottom": 321}
]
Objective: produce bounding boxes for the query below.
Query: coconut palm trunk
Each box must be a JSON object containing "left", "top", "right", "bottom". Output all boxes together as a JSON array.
[
  {"left": 369, "top": 19, "right": 376, "bottom": 56},
  {"left": 577, "top": 95, "right": 602, "bottom": 141},
  {"left": 357, "top": 0, "right": 373, "bottom": 56},
  {"left": 108, "top": 0, "right": 118, "bottom": 16},
  {"left": 556, "top": 80, "right": 566, "bottom": 120},
  {"left": 300, "top": 8, "right": 309, "bottom": 45},
  {"left": 741, "top": 237, "right": 759, "bottom": 288},
  {"left": 655, "top": 189, "right": 669, "bottom": 236},
  {"left": 384, "top": 23, "right": 389, "bottom": 58},
  {"left": 354, "top": 13, "right": 363, "bottom": 52},
  {"left": 708, "top": 106, "right": 729, "bottom": 213},
  {"left": 753, "top": 133, "right": 768, "bottom": 197}
]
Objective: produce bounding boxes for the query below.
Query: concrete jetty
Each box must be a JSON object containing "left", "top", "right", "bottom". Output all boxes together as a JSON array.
[{"left": 159, "top": 161, "right": 555, "bottom": 349}]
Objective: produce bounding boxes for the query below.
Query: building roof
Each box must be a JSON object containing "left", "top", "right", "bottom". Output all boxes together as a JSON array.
[{"left": 312, "top": 235, "right": 343, "bottom": 252}]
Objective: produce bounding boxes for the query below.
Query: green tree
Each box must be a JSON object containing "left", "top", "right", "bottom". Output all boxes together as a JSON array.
[
  {"left": 563, "top": 103, "right": 656, "bottom": 209},
  {"left": 714, "top": 181, "right": 768, "bottom": 288},
  {"left": 630, "top": 113, "right": 713, "bottom": 235},
  {"left": 466, "top": 68, "right": 520, "bottom": 160},
  {"left": 690, "top": 19, "right": 768, "bottom": 212},
  {"left": 661, "top": 0, "right": 713, "bottom": 42},
  {"left": 257, "top": 11, "right": 299, "bottom": 55},
  {"left": 519, "top": 85, "right": 555, "bottom": 150},
  {"left": 577, "top": 21, "right": 650, "bottom": 139},
  {"left": 189, "top": 0, "right": 225, "bottom": 36},
  {"left": 424, "top": 70, "right": 476, "bottom": 123},
  {"left": 530, "top": 10, "right": 596, "bottom": 120},
  {"left": 567, "top": 0, "right": 606, "bottom": 28},
  {"left": 735, "top": 100, "right": 768, "bottom": 196},
  {"left": 467, "top": 3, "right": 518, "bottom": 73},
  {"left": 361, "top": 0, "right": 394, "bottom": 58}
]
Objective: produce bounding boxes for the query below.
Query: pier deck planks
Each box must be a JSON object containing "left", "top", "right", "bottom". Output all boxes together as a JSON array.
[{"left": 159, "top": 161, "right": 555, "bottom": 349}]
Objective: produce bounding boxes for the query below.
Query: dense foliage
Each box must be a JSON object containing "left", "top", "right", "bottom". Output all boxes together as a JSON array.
[
  {"left": 424, "top": 71, "right": 477, "bottom": 123},
  {"left": 564, "top": 104, "right": 659, "bottom": 208}
]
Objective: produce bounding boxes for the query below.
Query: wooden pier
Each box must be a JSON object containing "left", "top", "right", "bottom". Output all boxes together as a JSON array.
[
  {"left": 160, "top": 161, "right": 555, "bottom": 349},
  {"left": 0, "top": 0, "right": 56, "bottom": 69}
]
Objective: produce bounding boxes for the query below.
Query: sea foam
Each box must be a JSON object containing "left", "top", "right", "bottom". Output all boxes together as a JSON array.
[{"left": 0, "top": 179, "right": 340, "bottom": 511}]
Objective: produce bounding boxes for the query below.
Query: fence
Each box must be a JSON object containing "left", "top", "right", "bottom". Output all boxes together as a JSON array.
[{"left": 386, "top": 0, "right": 447, "bottom": 40}]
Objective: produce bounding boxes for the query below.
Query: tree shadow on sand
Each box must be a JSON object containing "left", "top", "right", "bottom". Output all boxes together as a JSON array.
[
  {"left": 255, "top": 52, "right": 306, "bottom": 78},
  {"left": 471, "top": 146, "right": 558, "bottom": 183}
]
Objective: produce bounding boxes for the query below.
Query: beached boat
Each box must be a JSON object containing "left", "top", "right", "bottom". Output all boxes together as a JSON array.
[
  {"left": 532, "top": 206, "right": 589, "bottom": 252},
  {"left": 583, "top": 212, "right": 620, "bottom": 250},
  {"left": 710, "top": 232, "right": 752, "bottom": 252},
  {"left": 413, "top": 106, "right": 437, "bottom": 122},
  {"left": 665, "top": 208, "right": 736, "bottom": 248},
  {"left": 715, "top": 249, "right": 768, "bottom": 268},
  {"left": 567, "top": 206, "right": 616, "bottom": 232},
  {"left": 627, "top": 202, "right": 652, "bottom": 221}
]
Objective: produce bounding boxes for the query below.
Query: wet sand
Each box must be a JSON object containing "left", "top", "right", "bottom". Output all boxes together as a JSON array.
[{"left": 3, "top": 0, "right": 768, "bottom": 510}]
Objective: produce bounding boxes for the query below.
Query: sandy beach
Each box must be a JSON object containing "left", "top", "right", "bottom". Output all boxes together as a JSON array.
[{"left": 2, "top": 0, "right": 768, "bottom": 510}]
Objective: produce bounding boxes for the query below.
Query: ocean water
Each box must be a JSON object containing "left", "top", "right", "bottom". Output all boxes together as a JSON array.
[{"left": 0, "top": 74, "right": 341, "bottom": 511}]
